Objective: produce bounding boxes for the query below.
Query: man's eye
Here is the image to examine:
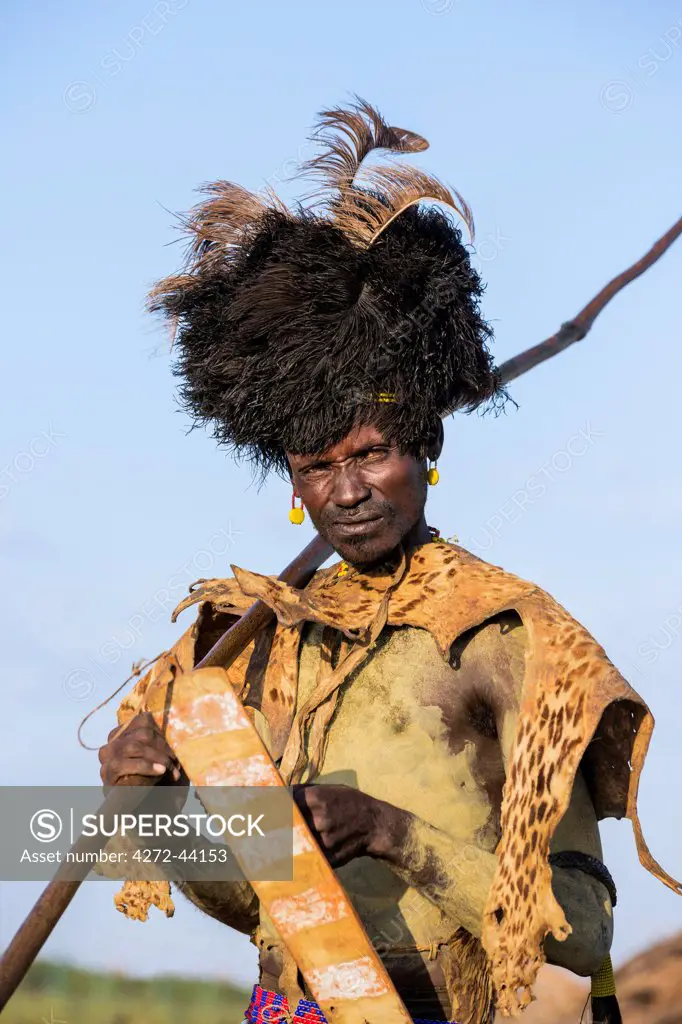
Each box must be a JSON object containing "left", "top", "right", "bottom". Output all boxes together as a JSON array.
[{"left": 359, "top": 448, "right": 389, "bottom": 463}]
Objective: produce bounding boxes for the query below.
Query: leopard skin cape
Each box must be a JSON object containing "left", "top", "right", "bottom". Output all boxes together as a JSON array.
[{"left": 114, "top": 540, "right": 679, "bottom": 1017}]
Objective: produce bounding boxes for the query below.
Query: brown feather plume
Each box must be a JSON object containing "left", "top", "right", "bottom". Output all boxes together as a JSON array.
[
  {"left": 147, "top": 273, "right": 195, "bottom": 305},
  {"left": 147, "top": 180, "right": 291, "bottom": 342},
  {"left": 300, "top": 96, "right": 429, "bottom": 191},
  {"left": 153, "top": 181, "right": 290, "bottom": 288},
  {"left": 298, "top": 97, "right": 474, "bottom": 248},
  {"left": 147, "top": 182, "right": 290, "bottom": 348},
  {"left": 336, "top": 162, "right": 475, "bottom": 247},
  {"left": 183, "top": 181, "right": 286, "bottom": 265}
]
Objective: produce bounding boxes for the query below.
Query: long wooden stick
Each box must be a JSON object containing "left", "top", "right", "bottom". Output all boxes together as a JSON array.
[
  {"left": 498, "top": 213, "right": 682, "bottom": 383},
  {"left": 0, "top": 534, "right": 332, "bottom": 1010}
]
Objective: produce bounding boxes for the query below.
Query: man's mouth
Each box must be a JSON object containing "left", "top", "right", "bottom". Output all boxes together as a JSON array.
[{"left": 332, "top": 515, "right": 383, "bottom": 537}]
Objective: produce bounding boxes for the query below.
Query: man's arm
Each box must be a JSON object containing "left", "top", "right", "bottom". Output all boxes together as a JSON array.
[
  {"left": 371, "top": 768, "right": 614, "bottom": 976},
  {"left": 544, "top": 768, "right": 614, "bottom": 974},
  {"left": 173, "top": 869, "right": 260, "bottom": 935},
  {"left": 295, "top": 775, "right": 612, "bottom": 976}
]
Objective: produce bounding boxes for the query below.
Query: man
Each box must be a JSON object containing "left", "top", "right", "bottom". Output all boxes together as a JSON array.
[{"left": 98, "top": 99, "right": 677, "bottom": 1023}]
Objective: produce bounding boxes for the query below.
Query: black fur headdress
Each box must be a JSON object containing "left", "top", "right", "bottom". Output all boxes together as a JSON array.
[{"left": 150, "top": 98, "right": 508, "bottom": 476}]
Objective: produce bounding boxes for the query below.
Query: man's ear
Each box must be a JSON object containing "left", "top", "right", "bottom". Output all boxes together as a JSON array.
[{"left": 426, "top": 418, "right": 444, "bottom": 462}]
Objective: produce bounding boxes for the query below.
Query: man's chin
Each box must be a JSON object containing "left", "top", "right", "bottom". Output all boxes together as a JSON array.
[{"left": 330, "top": 532, "right": 399, "bottom": 569}]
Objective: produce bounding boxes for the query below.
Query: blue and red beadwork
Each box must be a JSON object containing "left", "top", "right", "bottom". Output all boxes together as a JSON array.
[{"left": 244, "top": 984, "right": 456, "bottom": 1023}]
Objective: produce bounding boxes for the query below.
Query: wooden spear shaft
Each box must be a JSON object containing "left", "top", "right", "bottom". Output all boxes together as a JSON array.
[
  {"left": 0, "top": 533, "right": 333, "bottom": 1011},
  {"left": 497, "top": 213, "right": 682, "bottom": 383}
]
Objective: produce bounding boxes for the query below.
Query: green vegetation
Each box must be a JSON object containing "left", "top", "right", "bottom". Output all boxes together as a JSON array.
[{"left": 4, "top": 960, "right": 250, "bottom": 1024}]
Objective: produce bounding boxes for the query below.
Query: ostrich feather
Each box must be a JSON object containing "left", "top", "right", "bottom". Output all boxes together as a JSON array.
[
  {"left": 333, "top": 162, "right": 475, "bottom": 247},
  {"left": 299, "top": 96, "right": 429, "bottom": 192}
]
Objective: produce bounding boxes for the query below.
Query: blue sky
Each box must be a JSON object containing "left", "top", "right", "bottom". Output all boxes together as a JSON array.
[{"left": 1, "top": 0, "right": 681, "bottom": 989}]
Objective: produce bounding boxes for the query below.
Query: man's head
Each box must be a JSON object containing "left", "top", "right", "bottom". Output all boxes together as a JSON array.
[
  {"left": 150, "top": 100, "right": 507, "bottom": 495},
  {"left": 287, "top": 419, "right": 443, "bottom": 566}
]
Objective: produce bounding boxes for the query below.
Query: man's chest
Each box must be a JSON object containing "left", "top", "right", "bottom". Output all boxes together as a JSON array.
[{"left": 292, "top": 622, "right": 506, "bottom": 843}]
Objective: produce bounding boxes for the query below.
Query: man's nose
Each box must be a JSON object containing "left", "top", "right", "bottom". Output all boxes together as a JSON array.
[{"left": 331, "top": 465, "right": 371, "bottom": 508}]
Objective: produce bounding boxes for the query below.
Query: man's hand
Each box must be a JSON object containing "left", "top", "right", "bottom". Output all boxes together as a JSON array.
[
  {"left": 98, "top": 712, "right": 187, "bottom": 788},
  {"left": 292, "top": 784, "right": 409, "bottom": 868}
]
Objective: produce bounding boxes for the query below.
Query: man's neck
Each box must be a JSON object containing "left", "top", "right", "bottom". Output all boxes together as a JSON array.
[
  {"left": 402, "top": 514, "right": 433, "bottom": 549},
  {"left": 349, "top": 514, "right": 433, "bottom": 572}
]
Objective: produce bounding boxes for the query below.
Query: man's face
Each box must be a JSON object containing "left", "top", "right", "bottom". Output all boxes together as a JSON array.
[{"left": 287, "top": 423, "right": 430, "bottom": 566}]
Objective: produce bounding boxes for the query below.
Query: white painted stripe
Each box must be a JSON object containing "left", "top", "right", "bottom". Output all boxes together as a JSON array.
[
  {"left": 292, "top": 825, "right": 315, "bottom": 857},
  {"left": 168, "top": 692, "right": 248, "bottom": 740},
  {"left": 269, "top": 887, "right": 349, "bottom": 934},
  {"left": 308, "top": 957, "right": 390, "bottom": 1001}
]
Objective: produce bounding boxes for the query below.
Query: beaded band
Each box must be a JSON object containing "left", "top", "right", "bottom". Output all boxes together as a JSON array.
[
  {"left": 548, "top": 851, "right": 617, "bottom": 906},
  {"left": 590, "top": 954, "right": 617, "bottom": 998},
  {"left": 245, "top": 985, "right": 458, "bottom": 1024}
]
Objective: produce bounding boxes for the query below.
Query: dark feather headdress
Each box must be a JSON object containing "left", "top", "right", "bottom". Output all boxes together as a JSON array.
[{"left": 149, "top": 97, "right": 508, "bottom": 476}]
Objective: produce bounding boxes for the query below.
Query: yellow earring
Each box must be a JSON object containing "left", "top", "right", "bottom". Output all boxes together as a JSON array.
[
  {"left": 289, "top": 492, "right": 305, "bottom": 525},
  {"left": 427, "top": 460, "right": 440, "bottom": 486}
]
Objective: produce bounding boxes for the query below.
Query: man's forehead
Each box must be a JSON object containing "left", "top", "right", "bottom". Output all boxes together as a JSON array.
[{"left": 286, "top": 423, "right": 390, "bottom": 467}]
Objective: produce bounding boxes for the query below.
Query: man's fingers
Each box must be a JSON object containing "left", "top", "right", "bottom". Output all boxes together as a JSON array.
[
  {"left": 106, "top": 736, "right": 176, "bottom": 776},
  {"left": 99, "top": 729, "right": 175, "bottom": 762},
  {"left": 107, "top": 712, "right": 162, "bottom": 742},
  {"left": 117, "top": 736, "right": 175, "bottom": 761},
  {"left": 292, "top": 793, "right": 333, "bottom": 837},
  {"left": 106, "top": 757, "right": 171, "bottom": 783},
  {"left": 99, "top": 709, "right": 182, "bottom": 786},
  {"left": 115, "top": 724, "right": 167, "bottom": 749},
  {"left": 292, "top": 784, "right": 328, "bottom": 810},
  {"left": 101, "top": 758, "right": 183, "bottom": 786},
  {"left": 292, "top": 786, "right": 318, "bottom": 820},
  {"left": 99, "top": 742, "right": 166, "bottom": 768}
]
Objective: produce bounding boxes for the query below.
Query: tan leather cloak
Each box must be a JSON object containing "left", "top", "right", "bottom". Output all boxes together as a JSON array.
[{"left": 116, "top": 540, "right": 679, "bottom": 1016}]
